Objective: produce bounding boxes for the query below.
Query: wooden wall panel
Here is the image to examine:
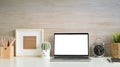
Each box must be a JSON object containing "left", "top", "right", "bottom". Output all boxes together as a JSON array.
[{"left": 0, "top": 0, "right": 120, "bottom": 56}]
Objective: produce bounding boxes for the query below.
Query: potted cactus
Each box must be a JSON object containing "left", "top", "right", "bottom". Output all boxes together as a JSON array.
[
  {"left": 41, "top": 41, "right": 51, "bottom": 58},
  {"left": 111, "top": 32, "right": 120, "bottom": 58}
]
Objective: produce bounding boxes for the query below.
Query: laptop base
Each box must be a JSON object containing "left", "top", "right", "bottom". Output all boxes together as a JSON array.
[{"left": 50, "top": 57, "right": 91, "bottom": 62}]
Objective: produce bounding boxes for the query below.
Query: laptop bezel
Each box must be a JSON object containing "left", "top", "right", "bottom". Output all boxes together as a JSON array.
[{"left": 53, "top": 33, "right": 89, "bottom": 58}]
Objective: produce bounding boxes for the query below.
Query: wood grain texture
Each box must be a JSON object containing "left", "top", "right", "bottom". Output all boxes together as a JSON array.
[
  {"left": 23, "top": 36, "right": 36, "bottom": 49},
  {"left": 0, "top": 0, "right": 120, "bottom": 56},
  {"left": 0, "top": 46, "right": 14, "bottom": 59}
]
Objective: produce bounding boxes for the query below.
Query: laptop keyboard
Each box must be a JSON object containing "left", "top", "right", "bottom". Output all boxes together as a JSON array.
[
  {"left": 54, "top": 56, "right": 89, "bottom": 59},
  {"left": 50, "top": 57, "right": 91, "bottom": 62}
]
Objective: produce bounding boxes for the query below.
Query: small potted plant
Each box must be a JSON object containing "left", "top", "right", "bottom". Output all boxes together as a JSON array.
[
  {"left": 111, "top": 32, "right": 120, "bottom": 58},
  {"left": 41, "top": 41, "right": 51, "bottom": 58}
]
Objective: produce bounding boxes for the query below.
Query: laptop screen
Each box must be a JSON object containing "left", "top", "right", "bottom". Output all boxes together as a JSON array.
[{"left": 54, "top": 33, "right": 89, "bottom": 56}]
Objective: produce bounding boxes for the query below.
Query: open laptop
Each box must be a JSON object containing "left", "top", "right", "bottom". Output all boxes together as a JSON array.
[{"left": 51, "top": 33, "right": 90, "bottom": 62}]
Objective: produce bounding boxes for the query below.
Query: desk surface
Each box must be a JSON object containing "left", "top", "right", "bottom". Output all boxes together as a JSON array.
[{"left": 0, "top": 57, "right": 120, "bottom": 67}]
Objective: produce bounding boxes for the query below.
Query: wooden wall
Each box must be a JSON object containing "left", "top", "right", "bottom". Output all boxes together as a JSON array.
[{"left": 0, "top": 0, "right": 120, "bottom": 56}]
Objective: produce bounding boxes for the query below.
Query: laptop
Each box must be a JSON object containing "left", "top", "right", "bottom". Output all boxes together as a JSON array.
[{"left": 51, "top": 33, "right": 90, "bottom": 62}]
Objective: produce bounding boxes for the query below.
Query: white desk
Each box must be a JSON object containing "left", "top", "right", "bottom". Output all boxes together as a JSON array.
[{"left": 0, "top": 57, "right": 120, "bottom": 67}]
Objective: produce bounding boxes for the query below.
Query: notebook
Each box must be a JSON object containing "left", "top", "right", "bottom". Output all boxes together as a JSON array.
[{"left": 111, "top": 58, "right": 120, "bottom": 63}]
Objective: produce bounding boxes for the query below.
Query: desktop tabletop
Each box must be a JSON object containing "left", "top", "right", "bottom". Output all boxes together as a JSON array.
[{"left": 0, "top": 57, "right": 120, "bottom": 67}]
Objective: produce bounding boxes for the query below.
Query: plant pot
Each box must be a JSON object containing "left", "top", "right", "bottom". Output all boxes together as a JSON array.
[
  {"left": 41, "top": 50, "right": 50, "bottom": 58},
  {"left": 111, "top": 43, "right": 120, "bottom": 58}
]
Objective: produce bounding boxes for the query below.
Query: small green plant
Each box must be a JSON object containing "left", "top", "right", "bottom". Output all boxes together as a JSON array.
[
  {"left": 113, "top": 32, "right": 120, "bottom": 43},
  {"left": 41, "top": 42, "right": 51, "bottom": 51}
]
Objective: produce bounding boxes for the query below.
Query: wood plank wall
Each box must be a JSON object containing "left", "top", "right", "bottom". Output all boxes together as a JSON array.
[{"left": 0, "top": 0, "right": 120, "bottom": 56}]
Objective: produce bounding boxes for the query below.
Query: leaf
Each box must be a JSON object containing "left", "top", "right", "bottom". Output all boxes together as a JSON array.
[{"left": 113, "top": 32, "right": 120, "bottom": 43}]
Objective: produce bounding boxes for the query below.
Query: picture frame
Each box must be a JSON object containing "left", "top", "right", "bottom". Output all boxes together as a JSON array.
[{"left": 15, "top": 29, "right": 44, "bottom": 56}]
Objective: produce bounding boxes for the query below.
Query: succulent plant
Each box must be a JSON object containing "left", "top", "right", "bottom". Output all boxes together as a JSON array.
[
  {"left": 113, "top": 32, "right": 120, "bottom": 43},
  {"left": 41, "top": 41, "right": 51, "bottom": 51}
]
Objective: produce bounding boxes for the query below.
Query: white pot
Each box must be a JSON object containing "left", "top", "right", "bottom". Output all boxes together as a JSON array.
[{"left": 41, "top": 50, "right": 50, "bottom": 58}]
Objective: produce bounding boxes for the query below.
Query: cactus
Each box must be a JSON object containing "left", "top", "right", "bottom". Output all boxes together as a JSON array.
[
  {"left": 113, "top": 32, "right": 120, "bottom": 43},
  {"left": 41, "top": 42, "right": 51, "bottom": 51}
]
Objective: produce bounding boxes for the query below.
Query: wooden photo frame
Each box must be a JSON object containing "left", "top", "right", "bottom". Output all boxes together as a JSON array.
[{"left": 15, "top": 29, "right": 44, "bottom": 56}]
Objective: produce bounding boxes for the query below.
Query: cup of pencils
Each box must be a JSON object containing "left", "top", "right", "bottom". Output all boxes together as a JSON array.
[{"left": 0, "top": 37, "right": 15, "bottom": 59}]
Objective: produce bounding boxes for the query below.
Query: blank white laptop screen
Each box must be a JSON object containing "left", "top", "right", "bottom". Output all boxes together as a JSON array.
[{"left": 54, "top": 33, "right": 88, "bottom": 55}]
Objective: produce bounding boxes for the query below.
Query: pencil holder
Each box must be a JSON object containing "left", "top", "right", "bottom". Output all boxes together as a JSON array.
[{"left": 0, "top": 46, "right": 14, "bottom": 59}]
